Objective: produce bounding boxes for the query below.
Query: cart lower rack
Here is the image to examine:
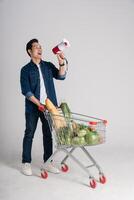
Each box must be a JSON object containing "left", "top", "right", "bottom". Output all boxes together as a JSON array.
[{"left": 40, "top": 110, "right": 107, "bottom": 189}]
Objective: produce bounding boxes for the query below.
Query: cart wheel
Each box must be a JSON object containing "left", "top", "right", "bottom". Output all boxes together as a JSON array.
[
  {"left": 99, "top": 175, "right": 106, "bottom": 184},
  {"left": 41, "top": 171, "right": 48, "bottom": 179},
  {"left": 61, "top": 164, "right": 69, "bottom": 172},
  {"left": 90, "top": 179, "right": 97, "bottom": 189}
]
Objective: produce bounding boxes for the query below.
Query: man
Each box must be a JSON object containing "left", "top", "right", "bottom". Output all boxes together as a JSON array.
[{"left": 20, "top": 39, "right": 67, "bottom": 175}]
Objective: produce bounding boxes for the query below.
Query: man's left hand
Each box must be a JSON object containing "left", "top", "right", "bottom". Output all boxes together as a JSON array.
[{"left": 57, "top": 52, "right": 65, "bottom": 65}]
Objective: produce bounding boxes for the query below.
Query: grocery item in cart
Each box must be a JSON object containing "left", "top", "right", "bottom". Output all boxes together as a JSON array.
[
  {"left": 89, "top": 121, "right": 97, "bottom": 131},
  {"left": 45, "top": 100, "right": 106, "bottom": 146},
  {"left": 60, "top": 102, "right": 71, "bottom": 118},
  {"left": 55, "top": 119, "right": 104, "bottom": 146},
  {"left": 85, "top": 130, "right": 100, "bottom": 145},
  {"left": 45, "top": 98, "right": 66, "bottom": 129}
]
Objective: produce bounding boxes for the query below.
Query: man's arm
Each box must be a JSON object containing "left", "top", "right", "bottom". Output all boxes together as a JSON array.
[
  {"left": 20, "top": 67, "right": 45, "bottom": 111},
  {"left": 57, "top": 52, "right": 67, "bottom": 76},
  {"left": 28, "top": 95, "right": 40, "bottom": 106},
  {"left": 29, "top": 96, "right": 45, "bottom": 111}
]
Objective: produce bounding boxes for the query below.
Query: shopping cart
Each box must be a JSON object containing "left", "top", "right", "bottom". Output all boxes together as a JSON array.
[{"left": 40, "top": 110, "right": 107, "bottom": 189}]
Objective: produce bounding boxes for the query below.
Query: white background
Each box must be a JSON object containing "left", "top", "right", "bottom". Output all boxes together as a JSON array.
[{"left": 0, "top": 0, "right": 134, "bottom": 199}]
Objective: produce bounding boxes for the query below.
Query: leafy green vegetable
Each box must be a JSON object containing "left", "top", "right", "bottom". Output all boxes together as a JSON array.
[
  {"left": 57, "top": 119, "right": 102, "bottom": 146},
  {"left": 60, "top": 102, "right": 71, "bottom": 119},
  {"left": 77, "top": 129, "right": 87, "bottom": 137},
  {"left": 58, "top": 126, "right": 72, "bottom": 145},
  {"left": 72, "top": 137, "right": 86, "bottom": 145},
  {"left": 85, "top": 131, "right": 99, "bottom": 145}
]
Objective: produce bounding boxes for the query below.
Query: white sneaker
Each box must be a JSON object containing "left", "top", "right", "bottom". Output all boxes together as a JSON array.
[
  {"left": 22, "top": 163, "right": 32, "bottom": 176},
  {"left": 43, "top": 162, "right": 60, "bottom": 174}
]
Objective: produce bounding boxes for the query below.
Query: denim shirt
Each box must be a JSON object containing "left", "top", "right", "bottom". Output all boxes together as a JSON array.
[{"left": 20, "top": 60, "right": 66, "bottom": 113}]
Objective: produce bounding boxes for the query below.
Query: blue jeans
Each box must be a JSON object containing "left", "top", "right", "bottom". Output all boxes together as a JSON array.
[{"left": 22, "top": 111, "right": 52, "bottom": 163}]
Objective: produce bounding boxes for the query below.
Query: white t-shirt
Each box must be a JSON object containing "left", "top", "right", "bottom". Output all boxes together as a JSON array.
[{"left": 37, "top": 64, "right": 47, "bottom": 105}]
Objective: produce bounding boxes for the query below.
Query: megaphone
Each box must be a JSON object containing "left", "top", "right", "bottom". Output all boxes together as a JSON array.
[{"left": 52, "top": 38, "right": 70, "bottom": 54}]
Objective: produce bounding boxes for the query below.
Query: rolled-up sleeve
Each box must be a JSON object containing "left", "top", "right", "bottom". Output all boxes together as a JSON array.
[
  {"left": 48, "top": 62, "right": 66, "bottom": 80},
  {"left": 20, "top": 67, "right": 34, "bottom": 99},
  {"left": 57, "top": 72, "right": 67, "bottom": 80}
]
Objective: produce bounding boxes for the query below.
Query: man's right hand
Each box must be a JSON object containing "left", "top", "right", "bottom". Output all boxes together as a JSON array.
[
  {"left": 29, "top": 95, "right": 46, "bottom": 112},
  {"left": 38, "top": 104, "right": 46, "bottom": 112}
]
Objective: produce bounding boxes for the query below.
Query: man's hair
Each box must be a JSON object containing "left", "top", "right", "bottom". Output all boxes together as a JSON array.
[{"left": 26, "top": 38, "right": 39, "bottom": 56}]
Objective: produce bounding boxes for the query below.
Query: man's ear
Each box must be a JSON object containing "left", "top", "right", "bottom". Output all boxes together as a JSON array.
[{"left": 28, "top": 49, "right": 32, "bottom": 56}]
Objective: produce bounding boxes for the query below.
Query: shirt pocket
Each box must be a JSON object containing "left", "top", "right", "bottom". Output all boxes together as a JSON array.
[
  {"left": 29, "top": 71, "right": 39, "bottom": 90},
  {"left": 47, "top": 68, "right": 53, "bottom": 81}
]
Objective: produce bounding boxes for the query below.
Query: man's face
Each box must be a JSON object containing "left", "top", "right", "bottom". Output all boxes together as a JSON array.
[{"left": 29, "top": 42, "right": 42, "bottom": 59}]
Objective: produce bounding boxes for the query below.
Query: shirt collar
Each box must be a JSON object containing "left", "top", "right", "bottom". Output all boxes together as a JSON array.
[{"left": 30, "top": 59, "right": 43, "bottom": 67}]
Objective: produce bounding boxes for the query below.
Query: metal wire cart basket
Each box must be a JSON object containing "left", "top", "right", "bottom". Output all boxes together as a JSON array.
[{"left": 41, "top": 110, "right": 107, "bottom": 189}]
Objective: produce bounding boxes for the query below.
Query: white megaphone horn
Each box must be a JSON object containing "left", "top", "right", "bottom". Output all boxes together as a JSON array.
[{"left": 52, "top": 38, "right": 70, "bottom": 54}]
